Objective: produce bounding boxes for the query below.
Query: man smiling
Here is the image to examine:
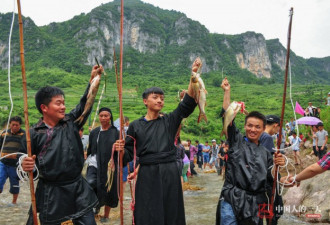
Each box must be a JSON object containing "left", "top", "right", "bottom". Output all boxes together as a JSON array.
[
  {"left": 21, "top": 65, "right": 103, "bottom": 225},
  {"left": 218, "top": 78, "right": 285, "bottom": 225}
]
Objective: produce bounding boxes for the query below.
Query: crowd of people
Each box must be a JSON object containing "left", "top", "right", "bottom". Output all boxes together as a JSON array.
[
  {"left": 304, "top": 102, "right": 321, "bottom": 118},
  {"left": 0, "top": 61, "right": 328, "bottom": 225},
  {"left": 175, "top": 138, "right": 229, "bottom": 182}
]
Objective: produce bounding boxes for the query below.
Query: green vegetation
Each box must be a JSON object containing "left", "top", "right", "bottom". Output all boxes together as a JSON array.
[
  {"left": 0, "top": 66, "right": 329, "bottom": 143},
  {"left": 0, "top": 0, "right": 329, "bottom": 143}
]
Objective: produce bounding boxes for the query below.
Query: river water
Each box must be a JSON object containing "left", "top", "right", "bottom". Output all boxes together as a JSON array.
[{"left": 0, "top": 169, "right": 323, "bottom": 225}]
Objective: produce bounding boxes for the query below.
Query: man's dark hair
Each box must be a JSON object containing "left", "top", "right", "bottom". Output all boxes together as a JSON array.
[
  {"left": 10, "top": 116, "right": 22, "bottom": 124},
  {"left": 195, "top": 140, "right": 199, "bottom": 143},
  {"left": 187, "top": 139, "right": 191, "bottom": 143},
  {"left": 266, "top": 115, "right": 280, "bottom": 125},
  {"left": 80, "top": 127, "right": 84, "bottom": 132},
  {"left": 124, "top": 116, "right": 129, "bottom": 123},
  {"left": 35, "top": 86, "right": 65, "bottom": 114},
  {"left": 291, "top": 131, "right": 297, "bottom": 135},
  {"left": 142, "top": 87, "right": 164, "bottom": 99},
  {"left": 244, "top": 111, "right": 266, "bottom": 128},
  {"left": 205, "top": 141, "right": 208, "bottom": 143}
]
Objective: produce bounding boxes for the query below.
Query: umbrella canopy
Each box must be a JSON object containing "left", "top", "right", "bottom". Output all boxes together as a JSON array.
[{"left": 296, "top": 116, "right": 322, "bottom": 125}]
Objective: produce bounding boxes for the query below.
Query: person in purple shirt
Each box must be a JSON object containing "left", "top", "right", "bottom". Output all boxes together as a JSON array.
[
  {"left": 182, "top": 153, "right": 190, "bottom": 183},
  {"left": 187, "top": 139, "right": 198, "bottom": 176}
]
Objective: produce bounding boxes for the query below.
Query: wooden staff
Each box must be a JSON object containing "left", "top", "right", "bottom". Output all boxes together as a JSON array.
[
  {"left": 119, "top": 0, "right": 125, "bottom": 224},
  {"left": 114, "top": 48, "right": 120, "bottom": 94},
  {"left": 270, "top": 7, "right": 293, "bottom": 225},
  {"left": 17, "top": 0, "right": 38, "bottom": 224}
]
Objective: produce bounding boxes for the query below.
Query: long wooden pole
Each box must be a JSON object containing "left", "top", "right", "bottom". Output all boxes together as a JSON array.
[
  {"left": 119, "top": 0, "right": 124, "bottom": 224},
  {"left": 270, "top": 7, "right": 293, "bottom": 225},
  {"left": 16, "top": 1, "right": 38, "bottom": 224}
]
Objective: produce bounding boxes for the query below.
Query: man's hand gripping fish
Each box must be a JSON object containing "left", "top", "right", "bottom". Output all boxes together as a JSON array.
[
  {"left": 191, "top": 57, "right": 207, "bottom": 123},
  {"left": 75, "top": 65, "right": 103, "bottom": 124},
  {"left": 221, "top": 101, "right": 246, "bottom": 137}
]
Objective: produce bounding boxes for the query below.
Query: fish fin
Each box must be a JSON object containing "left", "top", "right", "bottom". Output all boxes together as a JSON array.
[{"left": 195, "top": 90, "right": 200, "bottom": 103}]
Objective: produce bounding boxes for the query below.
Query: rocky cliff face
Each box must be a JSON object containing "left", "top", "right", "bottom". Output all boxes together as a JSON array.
[
  {"left": 235, "top": 33, "right": 272, "bottom": 78},
  {"left": 0, "top": 0, "right": 328, "bottom": 83}
]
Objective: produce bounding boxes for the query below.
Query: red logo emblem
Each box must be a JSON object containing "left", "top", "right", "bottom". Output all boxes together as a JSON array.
[{"left": 258, "top": 203, "right": 274, "bottom": 219}]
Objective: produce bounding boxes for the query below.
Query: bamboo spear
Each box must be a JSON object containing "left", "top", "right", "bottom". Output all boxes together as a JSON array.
[
  {"left": 119, "top": 0, "right": 125, "bottom": 224},
  {"left": 17, "top": 0, "right": 38, "bottom": 224},
  {"left": 270, "top": 7, "right": 293, "bottom": 225}
]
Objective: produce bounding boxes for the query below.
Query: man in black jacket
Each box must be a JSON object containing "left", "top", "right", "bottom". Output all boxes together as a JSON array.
[
  {"left": 218, "top": 78, "right": 285, "bottom": 225},
  {"left": 114, "top": 58, "right": 201, "bottom": 225},
  {"left": 22, "top": 65, "right": 103, "bottom": 225}
]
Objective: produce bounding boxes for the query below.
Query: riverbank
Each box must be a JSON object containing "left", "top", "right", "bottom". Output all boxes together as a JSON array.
[{"left": 0, "top": 168, "right": 326, "bottom": 225}]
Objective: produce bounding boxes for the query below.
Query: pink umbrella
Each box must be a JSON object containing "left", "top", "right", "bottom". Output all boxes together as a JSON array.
[{"left": 296, "top": 116, "right": 322, "bottom": 125}]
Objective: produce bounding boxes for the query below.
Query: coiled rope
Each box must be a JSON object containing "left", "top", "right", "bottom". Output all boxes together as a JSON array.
[{"left": 0, "top": 153, "right": 39, "bottom": 183}]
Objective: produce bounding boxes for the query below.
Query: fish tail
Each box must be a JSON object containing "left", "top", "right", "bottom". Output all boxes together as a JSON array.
[
  {"left": 198, "top": 113, "right": 207, "bottom": 123},
  {"left": 220, "top": 130, "right": 224, "bottom": 137},
  {"left": 220, "top": 129, "right": 227, "bottom": 138},
  {"left": 74, "top": 116, "right": 84, "bottom": 125}
]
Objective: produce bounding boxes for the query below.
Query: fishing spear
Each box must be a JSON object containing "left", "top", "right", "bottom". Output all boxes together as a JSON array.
[
  {"left": 119, "top": 0, "right": 125, "bottom": 224},
  {"left": 17, "top": 0, "right": 38, "bottom": 224},
  {"left": 269, "top": 7, "right": 294, "bottom": 225}
]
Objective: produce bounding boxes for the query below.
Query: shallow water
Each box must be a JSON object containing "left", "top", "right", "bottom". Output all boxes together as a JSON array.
[{"left": 0, "top": 168, "right": 324, "bottom": 225}]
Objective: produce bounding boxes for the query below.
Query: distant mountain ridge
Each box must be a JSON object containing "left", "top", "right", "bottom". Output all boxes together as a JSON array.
[{"left": 0, "top": 0, "right": 329, "bottom": 84}]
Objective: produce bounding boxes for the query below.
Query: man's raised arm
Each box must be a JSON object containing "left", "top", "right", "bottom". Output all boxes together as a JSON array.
[{"left": 221, "top": 77, "right": 230, "bottom": 110}]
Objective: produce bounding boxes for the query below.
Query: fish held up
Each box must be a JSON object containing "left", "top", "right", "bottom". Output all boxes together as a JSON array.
[
  {"left": 75, "top": 66, "right": 103, "bottom": 124},
  {"left": 190, "top": 57, "right": 207, "bottom": 123},
  {"left": 221, "top": 101, "right": 246, "bottom": 137}
]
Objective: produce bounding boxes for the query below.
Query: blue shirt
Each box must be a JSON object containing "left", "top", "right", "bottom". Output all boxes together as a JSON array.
[
  {"left": 203, "top": 145, "right": 210, "bottom": 156},
  {"left": 259, "top": 132, "right": 275, "bottom": 154}
]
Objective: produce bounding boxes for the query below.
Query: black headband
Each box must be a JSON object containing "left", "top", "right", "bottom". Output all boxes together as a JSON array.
[
  {"left": 98, "top": 107, "right": 114, "bottom": 127},
  {"left": 99, "top": 107, "right": 111, "bottom": 114}
]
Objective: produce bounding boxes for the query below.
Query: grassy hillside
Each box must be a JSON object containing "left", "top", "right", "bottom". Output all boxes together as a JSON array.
[{"left": 0, "top": 66, "right": 329, "bottom": 144}]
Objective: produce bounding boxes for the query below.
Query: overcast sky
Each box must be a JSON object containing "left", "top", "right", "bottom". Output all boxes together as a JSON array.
[{"left": 1, "top": 0, "right": 329, "bottom": 59}]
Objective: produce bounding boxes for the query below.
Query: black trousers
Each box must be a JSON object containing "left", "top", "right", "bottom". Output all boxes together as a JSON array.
[
  {"left": 86, "top": 166, "right": 97, "bottom": 191},
  {"left": 190, "top": 160, "right": 197, "bottom": 175}
]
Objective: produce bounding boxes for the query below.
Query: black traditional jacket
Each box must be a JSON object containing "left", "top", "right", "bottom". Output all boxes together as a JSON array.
[
  {"left": 87, "top": 126, "right": 119, "bottom": 207},
  {"left": 123, "top": 94, "right": 197, "bottom": 225},
  {"left": 221, "top": 121, "right": 274, "bottom": 225},
  {"left": 29, "top": 84, "right": 98, "bottom": 224}
]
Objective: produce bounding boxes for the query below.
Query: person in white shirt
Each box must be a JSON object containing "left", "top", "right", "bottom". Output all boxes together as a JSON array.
[
  {"left": 290, "top": 131, "right": 302, "bottom": 165},
  {"left": 315, "top": 122, "right": 328, "bottom": 160}
]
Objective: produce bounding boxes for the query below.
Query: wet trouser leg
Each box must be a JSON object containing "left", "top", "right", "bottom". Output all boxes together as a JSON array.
[{"left": 220, "top": 200, "right": 237, "bottom": 225}]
